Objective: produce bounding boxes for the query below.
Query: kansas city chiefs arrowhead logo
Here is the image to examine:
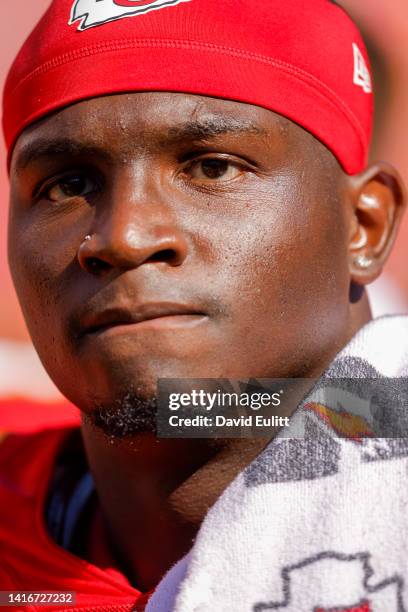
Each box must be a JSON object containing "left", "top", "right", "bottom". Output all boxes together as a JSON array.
[
  {"left": 70, "top": 0, "right": 192, "bottom": 31},
  {"left": 255, "top": 552, "right": 404, "bottom": 612}
]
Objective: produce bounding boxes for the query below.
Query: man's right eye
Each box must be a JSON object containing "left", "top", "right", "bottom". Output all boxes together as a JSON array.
[{"left": 44, "top": 174, "right": 98, "bottom": 203}]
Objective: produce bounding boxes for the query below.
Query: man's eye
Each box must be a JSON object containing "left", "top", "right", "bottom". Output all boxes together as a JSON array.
[
  {"left": 188, "top": 159, "right": 243, "bottom": 182},
  {"left": 46, "top": 174, "right": 97, "bottom": 202}
]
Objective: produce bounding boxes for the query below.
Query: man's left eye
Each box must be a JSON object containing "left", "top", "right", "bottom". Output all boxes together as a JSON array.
[
  {"left": 188, "top": 158, "right": 243, "bottom": 182},
  {"left": 46, "top": 174, "right": 97, "bottom": 202}
]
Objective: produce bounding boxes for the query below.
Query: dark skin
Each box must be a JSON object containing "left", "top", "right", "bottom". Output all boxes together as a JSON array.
[{"left": 8, "top": 92, "right": 406, "bottom": 590}]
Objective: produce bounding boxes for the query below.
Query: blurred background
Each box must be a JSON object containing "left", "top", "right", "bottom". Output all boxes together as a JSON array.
[{"left": 0, "top": 1, "right": 407, "bottom": 429}]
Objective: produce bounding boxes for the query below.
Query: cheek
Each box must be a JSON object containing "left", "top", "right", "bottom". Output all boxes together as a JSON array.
[
  {"left": 205, "top": 180, "right": 350, "bottom": 372},
  {"left": 210, "top": 183, "right": 347, "bottom": 304},
  {"left": 8, "top": 212, "right": 87, "bottom": 399},
  {"left": 8, "top": 210, "right": 78, "bottom": 347}
]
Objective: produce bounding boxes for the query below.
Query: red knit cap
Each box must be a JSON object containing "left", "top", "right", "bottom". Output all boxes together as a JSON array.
[{"left": 2, "top": 0, "right": 373, "bottom": 173}]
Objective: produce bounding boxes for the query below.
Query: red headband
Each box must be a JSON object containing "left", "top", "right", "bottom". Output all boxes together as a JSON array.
[{"left": 2, "top": 0, "right": 373, "bottom": 173}]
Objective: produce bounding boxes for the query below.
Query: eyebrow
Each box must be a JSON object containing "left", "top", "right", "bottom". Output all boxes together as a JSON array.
[
  {"left": 15, "top": 139, "right": 111, "bottom": 170},
  {"left": 167, "top": 117, "right": 265, "bottom": 142},
  {"left": 15, "top": 117, "right": 266, "bottom": 170}
]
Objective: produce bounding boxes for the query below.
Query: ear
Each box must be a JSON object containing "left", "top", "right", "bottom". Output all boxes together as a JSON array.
[{"left": 348, "top": 162, "right": 407, "bottom": 285}]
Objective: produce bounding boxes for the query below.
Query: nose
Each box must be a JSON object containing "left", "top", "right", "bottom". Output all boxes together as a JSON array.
[{"left": 77, "top": 176, "right": 188, "bottom": 277}]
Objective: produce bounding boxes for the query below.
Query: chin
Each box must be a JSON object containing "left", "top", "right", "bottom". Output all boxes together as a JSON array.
[{"left": 84, "top": 389, "right": 159, "bottom": 438}]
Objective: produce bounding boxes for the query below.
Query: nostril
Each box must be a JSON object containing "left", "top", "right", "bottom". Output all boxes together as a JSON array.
[
  {"left": 146, "top": 249, "right": 177, "bottom": 264},
  {"left": 86, "top": 257, "right": 112, "bottom": 275}
]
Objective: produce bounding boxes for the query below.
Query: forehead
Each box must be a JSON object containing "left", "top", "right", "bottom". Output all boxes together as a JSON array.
[{"left": 11, "top": 92, "right": 302, "bottom": 167}]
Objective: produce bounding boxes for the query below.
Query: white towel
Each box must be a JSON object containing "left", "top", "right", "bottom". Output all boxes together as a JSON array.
[{"left": 147, "top": 315, "right": 408, "bottom": 612}]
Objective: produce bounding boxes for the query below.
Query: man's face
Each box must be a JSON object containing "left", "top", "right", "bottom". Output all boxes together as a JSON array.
[{"left": 8, "top": 92, "right": 351, "bottom": 414}]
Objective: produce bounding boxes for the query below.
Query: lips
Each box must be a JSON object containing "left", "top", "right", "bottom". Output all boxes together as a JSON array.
[{"left": 79, "top": 303, "right": 206, "bottom": 337}]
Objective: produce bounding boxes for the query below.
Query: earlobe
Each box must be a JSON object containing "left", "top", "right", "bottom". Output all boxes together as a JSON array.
[{"left": 348, "top": 162, "right": 407, "bottom": 285}]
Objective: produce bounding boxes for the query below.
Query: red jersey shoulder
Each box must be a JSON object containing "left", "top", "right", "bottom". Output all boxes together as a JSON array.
[{"left": 0, "top": 428, "right": 143, "bottom": 610}]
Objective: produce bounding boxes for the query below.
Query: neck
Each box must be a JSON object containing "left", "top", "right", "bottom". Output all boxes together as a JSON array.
[{"left": 80, "top": 426, "right": 269, "bottom": 590}]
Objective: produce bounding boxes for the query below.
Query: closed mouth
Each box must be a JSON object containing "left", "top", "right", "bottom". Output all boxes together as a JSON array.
[{"left": 80, "top": 304, "right": 207, "bottom": 337}]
